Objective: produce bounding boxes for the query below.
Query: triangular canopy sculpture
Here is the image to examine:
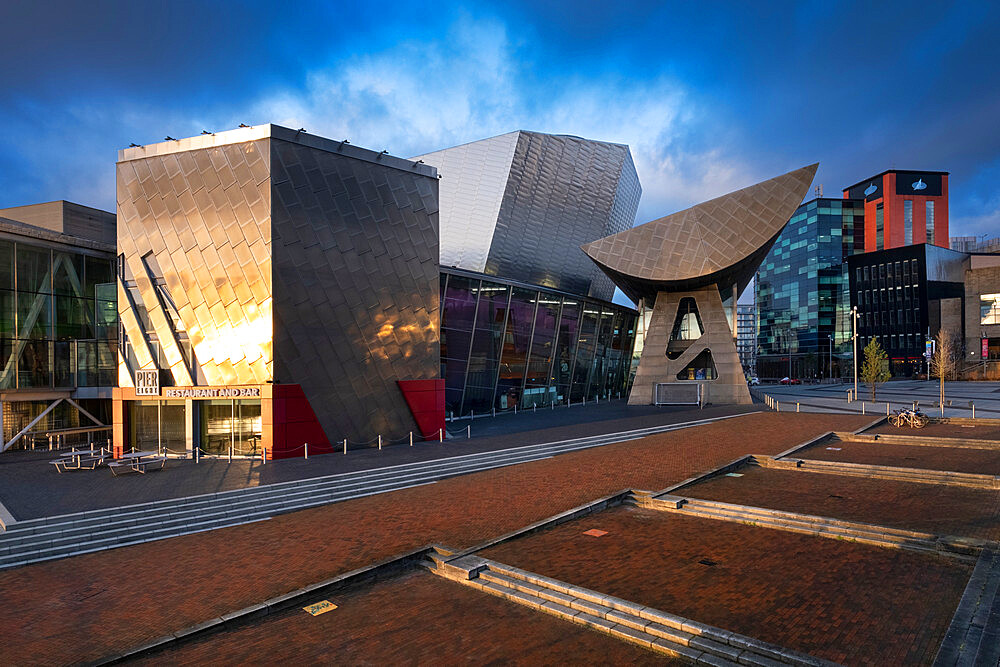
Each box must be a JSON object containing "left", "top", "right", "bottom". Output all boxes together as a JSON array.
[{"left": 582, "top": 164, "right": 818, "bottom": 405}]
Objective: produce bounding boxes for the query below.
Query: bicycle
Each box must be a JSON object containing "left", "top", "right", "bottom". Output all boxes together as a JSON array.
[{"left": 889, "top": 409, "right": 927, "bottom": 429}]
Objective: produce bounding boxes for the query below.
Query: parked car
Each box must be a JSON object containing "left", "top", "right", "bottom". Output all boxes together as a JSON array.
[
  {"left": 747, "top": 377, "right": 760, "bottom": 385},
  {"left": 779, "top": 377, "right": 801, "bottom": 385}
]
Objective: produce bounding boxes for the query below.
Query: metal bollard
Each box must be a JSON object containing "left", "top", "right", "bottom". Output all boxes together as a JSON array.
[
  {"left": 471, "top": 409, "right": 474, "bottom": 420},
  {"left": 378, "top": 435, "right": 382, "bottom": 451},
  {"left": 305, "top": 442, "right": 309, "bottom": 459},
  {"left": 796, "top": 402, "right": 799, "bottom": 412},
  {"left": 973, "top": 403, "right": 976, "bottom": 419},
  {"left": 261, "top": 446, "right": 266, "bottom": 465},
  {"left": 439, "top": 428, "right": 443, "bottom": 442},
  {"left": 862, "top": 402, "right": 865, "bottom": 415},
  {"left": 534, "top": 405, "right": 536, "bottom": 413},
  {"left": 776, "top": 401, "right": 779, "bottom": 412},
  {"left": 514, "top": 404, "right": 517, "bottom": 414},
  {"left": 344, "top": 438, "right": 348, "bottom": 455},
  {"left": 886, "top": 403, "right": 890, "bottom": 416},
  {"left": 195, "top": 446, "right": 200, "bottom": 463},
  {"left": 492, "top": 408, "right": 496, "bottom": 417},
  {"left": 409, "top": 431, "right": 413, "bottom": 447},
  {"left": 467, "top": 424, "right": 471, "bottom": 439}
]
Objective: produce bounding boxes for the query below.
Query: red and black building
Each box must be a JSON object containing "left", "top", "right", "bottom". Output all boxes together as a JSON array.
[{"left": 843, "top": 170, "right": 949, "bottom": 252}]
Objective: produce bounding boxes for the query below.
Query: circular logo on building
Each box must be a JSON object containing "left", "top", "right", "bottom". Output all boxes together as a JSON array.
[
  {"left": 912, "top": 178, "right": 927, "bottom": 191},
  {"left": 863, "top": 182, "right": 878, "bottom": 196}
]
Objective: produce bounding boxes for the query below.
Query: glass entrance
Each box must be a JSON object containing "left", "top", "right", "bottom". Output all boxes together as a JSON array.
[{"left": 198, "top": 399, "right": 262, "bottom": 456}]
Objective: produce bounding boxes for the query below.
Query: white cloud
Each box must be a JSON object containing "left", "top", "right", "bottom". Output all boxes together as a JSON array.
[{"left": 246, "top": 15, "right": 756, "bottom": 226}]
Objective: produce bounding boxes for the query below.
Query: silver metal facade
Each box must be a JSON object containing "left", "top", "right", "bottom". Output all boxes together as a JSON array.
[
  {"left": 416, "top": 131, "right": 641, "bottom": 302},
  {"left": 117, "top": 125, "right": 441, "bottom": 442}
]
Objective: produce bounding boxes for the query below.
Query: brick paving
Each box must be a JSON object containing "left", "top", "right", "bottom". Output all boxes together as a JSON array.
[
  {"left": 0, "top": 403, "right": 757, "bottom": 520},
  {"left": 0, "top": 412, "right": 868, "bottom": 664},
  {"left": 479, "top": 505, "right": 970, "bottom": 665},
  {"left": 135, "top": 568, "right": 676, "bottom": 666},
  {"left": 685, "top": 465, "right": 1000, "bottom": 540},
  {"left": 797, "top": 438, "right": 1000, "bottom": 474},
  {"left": 868, "top": 421, "right": 1000, "bottom": 441}
]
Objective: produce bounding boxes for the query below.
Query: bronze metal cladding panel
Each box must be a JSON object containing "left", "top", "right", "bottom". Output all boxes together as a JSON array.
[
  {"left": 483, "top": 132, "right": 640, "bottom": 302},
  {"left": 582, "top": 164, "right": 818, "bottom": 301},
  {"left": 270, "top": 139, "right": 440, "bottom": 442},
  {"left": 117, "top": 139, "right": 273, "bottom": 387}
]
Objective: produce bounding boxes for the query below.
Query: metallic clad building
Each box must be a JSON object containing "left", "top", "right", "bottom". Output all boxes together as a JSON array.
[
  {"left": 583, "top": 165, "right": 818, "bottom": 405},
  {"left": 414, "top": 131, "right": 641, "bottom": 302},
  {"left": 115, "top": 125, "right": 440, "bottom": 457}
]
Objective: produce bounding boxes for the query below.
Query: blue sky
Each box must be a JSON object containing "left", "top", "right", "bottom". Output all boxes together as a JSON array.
[{"left": 2, "top": 1, "right": 999, "bottom": 295}]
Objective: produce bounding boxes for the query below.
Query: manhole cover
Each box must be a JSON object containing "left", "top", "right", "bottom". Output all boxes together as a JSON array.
[
  {"left": 698, "top": 559, "right": 717, "bottom": 567},
  {"left": 582, "top": 529, "right": 608, "bottom": 537}
]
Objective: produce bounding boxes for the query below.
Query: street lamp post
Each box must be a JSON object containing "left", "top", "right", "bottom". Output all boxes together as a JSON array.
[
  {"left": 852, "top": 306, "right": 859, "bottom": 400},
  {"left": 828, "top": 334, "right": 833, "bottom": 381}
]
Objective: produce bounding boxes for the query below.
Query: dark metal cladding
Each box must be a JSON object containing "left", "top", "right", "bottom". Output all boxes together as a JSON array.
[
  {"left": 481, "top": 132, "right": 641, "bottom": 302},
  {"left": 270, "top": 139, "right": 441, "bottom": 442}
]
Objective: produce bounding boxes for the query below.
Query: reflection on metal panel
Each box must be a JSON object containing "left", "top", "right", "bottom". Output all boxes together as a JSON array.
[
  {"left": 413, "top": 131, "right": 519, "bottom": 273},
  {"left": 117, "top": 138, "right": 273, "bottom": 388},
  {"left": 270, "top": 138, "right": 440, "bottom": 441},
  {"left": 486, "top": 132, "right": 640, "bottom": 302},
  {"left": 417, "top": 131, "right": 641, "bottom": 303}
]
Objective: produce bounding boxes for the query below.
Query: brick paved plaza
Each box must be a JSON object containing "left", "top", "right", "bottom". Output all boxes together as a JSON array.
[
  {"left": 478, "top": 505, "right": 970, "bottom": 665},
  {"left": 797, "top": 437, "right": 1000, "bottom": 475},
  {"left": 0, "top": 412, "right": 872, "bottom": 664}
]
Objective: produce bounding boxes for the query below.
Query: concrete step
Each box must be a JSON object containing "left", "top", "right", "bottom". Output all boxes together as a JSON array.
[
  {"left": 434, "top": 555, "right": 835, "bottom": 666},
  {"left": 0, "top": 415, "right": 744, "bottom": 569},
  {"left": 649, "top": 498, "right": 979, "bottom": 562},
  {"left": 759, "top": 457, "right": 1000, "bottom": 489},
  {"left": 933, "top": 548, "right": 1000, "bottom": 667}
]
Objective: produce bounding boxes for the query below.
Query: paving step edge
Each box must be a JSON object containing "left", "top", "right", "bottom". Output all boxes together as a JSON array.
[
  {"left": 0, "top": 447, "right": 583, "bottom": 543},
  {"left": 641, "top": 496, "right": 986, "bottom": 560},
  {"left": 832, "top": 431, "right": 1000, "bottom": 450},
  {"left": 433, "top": 555, "right": 838, "bottom": 667},
  {"left": 756, "top": 456, "right": 1000, "bottom": 488},
  {"left": 8, "top": 413, "right": 748, "bottom": 532}
]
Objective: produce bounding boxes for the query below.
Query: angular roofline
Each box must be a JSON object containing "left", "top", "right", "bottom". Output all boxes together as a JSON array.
[
  {"left": 842, "top": 169, "right": 950, "bottom": 193},
  {"left": 119, "top": 124, "right": 438, "bottom": 178}
]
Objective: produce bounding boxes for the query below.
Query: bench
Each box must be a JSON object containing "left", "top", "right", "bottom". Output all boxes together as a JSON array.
[
  {"left": 108, "top": 456, "right": 168, "bottom": 476},
  {"left": 49, "top": 452, "right": 108, "bottom": 472}
]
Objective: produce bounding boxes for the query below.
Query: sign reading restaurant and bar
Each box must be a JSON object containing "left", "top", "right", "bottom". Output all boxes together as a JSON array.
[
  {"left": 135, "top": 369, "right": 160, "bottom": 396},
  {"left": 163, "top": 387, "right": 261, "bottom": 398}
]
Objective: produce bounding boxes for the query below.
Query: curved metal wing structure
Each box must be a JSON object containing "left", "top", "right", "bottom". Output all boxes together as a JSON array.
[
  {"left": 580, "top": 164, "right": 818, "bottom": 406},
  {"left": 581, "top": 164, "right": 818, "bottom": 304}
]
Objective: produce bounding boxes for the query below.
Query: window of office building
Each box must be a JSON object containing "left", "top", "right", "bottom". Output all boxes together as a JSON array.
[
  {"left": 876, "top": 204, "right": 884, "bottom": 250},
  {"left": 982, "top": 294, "right": 1000, "bottom": 325},
  {"left": 903, "top": 200, "right": 913, "bottom": 245},
  {"left": 926, "top": 201, "right": 935, "bottom": 244}
]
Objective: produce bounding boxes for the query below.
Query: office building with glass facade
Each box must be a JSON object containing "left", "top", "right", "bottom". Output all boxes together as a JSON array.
[
  {"left": 843, "top": 170, "right": 949, "bottom": 251},
  {"left": 440, "top": 268, "right": 637, "bottom": 417},
  {"left": 848, "top": 243, "right": 967, "bottom": 376},
  {"left": 756, "top": 198, "right": 865, "bottom": 380},
  {"left": 0, "top": 203, "right": 117, "bottom": 452},
  {"left": 736, "top": 304, "right": 756, "bottom": 376}
]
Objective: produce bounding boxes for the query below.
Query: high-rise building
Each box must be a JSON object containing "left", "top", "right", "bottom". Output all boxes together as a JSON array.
[
  {"left": 756, "top": 198, "right": 865, "bottom": 380},
  {"left": 842, "top": 170, "right": 949, "bottom": 251},
  {"left": 736, "top": 304, "right": 756, "bottom": 376}
]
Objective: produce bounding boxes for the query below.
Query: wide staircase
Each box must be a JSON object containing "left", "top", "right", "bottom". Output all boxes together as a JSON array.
[
  {"left": 0, "top": 416, "right": 732, "bottom": 570},
  {"left": 427, "top": 550, "right": 837, "bottom": 666}
]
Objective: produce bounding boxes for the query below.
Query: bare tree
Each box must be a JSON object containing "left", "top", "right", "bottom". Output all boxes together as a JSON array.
[
  {"left": 930, "top": 329, "right": 960, "bottom": 413},
  {"left": 860, "top": 338, "right": 890, "bottom": 401}
]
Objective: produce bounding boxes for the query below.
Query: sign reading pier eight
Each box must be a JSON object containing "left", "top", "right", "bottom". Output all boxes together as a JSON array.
[{"left": 163, "top": 387, "right": 262, "bottom": 398}]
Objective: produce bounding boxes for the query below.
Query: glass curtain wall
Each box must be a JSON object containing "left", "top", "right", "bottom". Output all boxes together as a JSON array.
[
  {"left": 0, "top": 238, "right": 117, "bottom": 390},
  {"left": 440, "top": 270, "right": 637, "bottom": 417}
]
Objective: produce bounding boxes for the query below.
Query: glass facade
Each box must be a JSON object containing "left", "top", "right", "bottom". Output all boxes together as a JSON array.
[
  {"left": 0, "top": 237, "right": 117, "bottom": 390},
  {"left": 440, "top": 268, "right": 637, "bottom": 416},
  {"left": 756, "top": 198, "right": 864, "bottom": 379},
  {"left": 904, "top": 200, "right": 913, "bottom": 245},
  {"left": 927, "top": 200, "right": 935, "bottom": 244}
]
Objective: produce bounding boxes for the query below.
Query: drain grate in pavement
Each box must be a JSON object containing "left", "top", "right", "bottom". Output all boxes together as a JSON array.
[
  {"left": 828, "top": 494, "right": 844, "bottom": 499},
  {"left": 698, "top": 559, "right": 717, "bottom": 567},
  {"left": 582, "top": 529, "right": 608, "bottom": 537}
]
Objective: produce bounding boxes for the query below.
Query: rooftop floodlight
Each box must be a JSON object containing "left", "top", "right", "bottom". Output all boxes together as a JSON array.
[
  {"left": 377, "top": 149, "right": 389, "bottom": 160},
  {"left": 164, "top": 136, "right": 175, "bottom": 141},
  {"left": 239, "top": 123, "right": 250, "bottom": 128},
  {"left": 201, "top": 130, "right": 212, "bottom": 135},
  {"left": 337, "top": 139, "right": 350, "bottom": 152},
  {"left": 412, "top": 159, "right": 424, "bottom": 168},
  {"left": 129, "top": 143, "right": 140, "bottom": 148}
]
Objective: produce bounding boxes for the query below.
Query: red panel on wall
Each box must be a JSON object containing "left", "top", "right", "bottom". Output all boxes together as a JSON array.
[
  {"left": 269, "top": 384, "right": 332, "bottom": 459},
  {"left": 397, "top": 379, "right": 446, "bottom": 439}
]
